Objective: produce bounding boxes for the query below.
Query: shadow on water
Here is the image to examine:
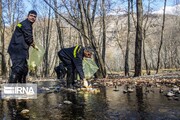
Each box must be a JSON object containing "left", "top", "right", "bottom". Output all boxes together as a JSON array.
[
  {"left": 0, "top": 99, "right": 29, "bottom": 120},
  {"left": 136, "top": 86, "right": 149, "bottom": 120},
  {"left": 0, "top": 81, "right": 180, "bottom": 120}
]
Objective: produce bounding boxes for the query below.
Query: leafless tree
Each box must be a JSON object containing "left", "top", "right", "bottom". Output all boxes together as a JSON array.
[
  {"left": 101, "top": 0, "right": 107, "bottom": 75},
  {"left": 1, "top": 0, "right": 25, "bottom": 77},
  {"left": 44, "top": 0, "right": 51, "bottom": 77},
  {"left": 44, "top": 0, "right": 107, "bottom": 78},
  {"left": 134, "top": 0, "right": 143, "bottom": 77},
  {"left": 124, "top": 0, "right": 132, "bottom": 76},
  {"left": 54, "top": 0, "right": 64, "bottom": 49},
  {"left": 0, "top": 0, "right": 7, "bottom": 77},
  {"left": 156, "top": 0, "right": 166, "bottom": 74}
]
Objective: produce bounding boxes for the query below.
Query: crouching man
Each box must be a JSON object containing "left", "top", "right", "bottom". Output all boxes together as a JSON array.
[{"left": 56, "top": 45, "right": 92, "bottom": 89}]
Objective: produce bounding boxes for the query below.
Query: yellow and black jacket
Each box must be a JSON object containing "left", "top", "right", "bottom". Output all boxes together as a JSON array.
[{"left": 58, "top": 45, "right": 85, "bottom": 79}]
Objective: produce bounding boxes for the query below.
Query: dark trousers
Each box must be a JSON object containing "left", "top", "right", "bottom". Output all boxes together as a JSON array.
[
  {"left": 59, "top": 56, "right": 76, "bottom": 88},
  {"left": 54, "top": 63, "right": 66, "bottom": 79},
  {"left": 9, "top": 58, "right": 28, "bottom": 83}
]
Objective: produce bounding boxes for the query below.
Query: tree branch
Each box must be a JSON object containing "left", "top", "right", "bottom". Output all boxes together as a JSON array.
[{"left": 43, "top": 0, "right": 90, "bottom": 41}]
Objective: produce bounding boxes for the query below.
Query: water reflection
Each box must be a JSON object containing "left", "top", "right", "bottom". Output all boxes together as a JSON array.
[
  {"left": 0, "top": 82, "right": 180, "bottom": 120},
  {"left": 60, "top": 92, "right": 85, "bottom": 119},
  {"left": 4, "top": 99, "right": 29, "bottom": 120},
  {"left": 136, "top": 86, "right": 149, "bottom": 120}
]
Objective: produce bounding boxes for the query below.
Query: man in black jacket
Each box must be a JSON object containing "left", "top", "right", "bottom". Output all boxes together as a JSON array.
[
  {"left": 8, "top": 10, "right": 37, "bottom": 83},
  {"left": 57, "top": 45, "right": 92, "bottom": 88}
]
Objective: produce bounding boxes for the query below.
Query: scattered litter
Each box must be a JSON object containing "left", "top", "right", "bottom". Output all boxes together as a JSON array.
[
  {"left": 159, "top": 88, "right": 164, "bottom": 93},
  {"left": 172, "top": 86, "right": 179, "bottom": 92},
  {"left": 166, "top": 91, "right": 175, "bottom": 97},
  {"left": 61, "top": 88, "right": 77, "bottom": 93},
  {"left": 123, "top": 90, "right": 128, "bottom": 93},
  {"left": 123, "top": 88, "right": 134, "bottom": 93},
  {"left": 78, "top": 87, "right": 100, "bottom": 94},
  {"left": 63, "top": 100, "right": 72, "bottom": 105},
  {"left": 58, "top": 104, "right": 63, "bottom": 107},
  {"left": 20, "top": 109, "right": 30, "bottom": 115},
  {"left": 127, "top": 88, "right": 134, "bottom": 93}
]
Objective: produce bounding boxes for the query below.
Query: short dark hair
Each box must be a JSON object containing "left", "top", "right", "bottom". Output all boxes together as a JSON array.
[
  {"left": 28, "top": 10, "right": 37, "bottom": 16},
  {"left": 84, "top": 47, "right": 94, "bottom": 53}
]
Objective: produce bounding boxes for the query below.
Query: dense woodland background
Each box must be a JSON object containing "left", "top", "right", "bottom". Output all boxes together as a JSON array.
[{"left": 0, "top": 0, "right": 180, "bottom": 79}]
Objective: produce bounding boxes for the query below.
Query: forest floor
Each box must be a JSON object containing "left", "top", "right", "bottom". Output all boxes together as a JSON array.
[
  {"left": 0, "top": 69, "right": 180, "bottom": 86},
  {"left": 98, "top": 69, "right": 180, "bottom": 87}
]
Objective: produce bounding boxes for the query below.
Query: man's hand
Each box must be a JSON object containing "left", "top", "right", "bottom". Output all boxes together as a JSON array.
[
  {"left": 31, "top": 43, "right": 39, "bottom": 51},
  {"left": 83, "top": 79, "right": 88, "bottom": 88},
  {"left": 31, "top": 42, "right": 35, "bottom": 47}
]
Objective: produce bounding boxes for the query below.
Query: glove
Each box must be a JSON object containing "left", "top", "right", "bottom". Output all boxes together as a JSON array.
[{"left": 83, "top": 79, "right": 88, "bottom": 88}]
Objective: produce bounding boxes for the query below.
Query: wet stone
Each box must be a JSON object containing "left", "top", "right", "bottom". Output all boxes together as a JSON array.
[
  {"left": 173, "top": 97, "right": 179, "bottom": 101},
  {"left": 63, "top": 100, "right": 72, "bottom": 105},
  {"left": 159, "top": 108, "right": 168, "bottom": 113}
]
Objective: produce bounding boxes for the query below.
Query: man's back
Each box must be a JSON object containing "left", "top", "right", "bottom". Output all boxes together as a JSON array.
[{"left": 58, "top": 47, "right": 75, "bottom": 60}]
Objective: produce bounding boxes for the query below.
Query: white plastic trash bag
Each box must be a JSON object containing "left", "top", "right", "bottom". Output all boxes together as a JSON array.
[
  {"left": 28, "top": 43, "right": 45, "bottom": 71},
  {"left": 83, "top": 58, "right": 99, "bottom": 79}
]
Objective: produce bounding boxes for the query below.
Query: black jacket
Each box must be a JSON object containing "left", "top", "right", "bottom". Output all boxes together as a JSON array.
[
  {"left": 58, "top": 46, "right": 85, "bottom": 80},
  {"left": 8, "top": 19, "right": 33, "bottom": 59}
]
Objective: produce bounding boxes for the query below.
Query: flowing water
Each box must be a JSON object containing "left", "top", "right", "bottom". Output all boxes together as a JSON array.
[{"left": 0, "top": 81, "right": 180, "bottom": 120}]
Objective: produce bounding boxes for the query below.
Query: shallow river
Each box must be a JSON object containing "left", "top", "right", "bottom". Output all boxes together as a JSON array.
[{"left": 0, "top": 81, "right": 180, "bottom": 120}]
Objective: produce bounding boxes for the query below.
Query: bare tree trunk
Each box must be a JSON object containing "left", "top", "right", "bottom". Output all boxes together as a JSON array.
[
  {"left": 0, "top": 27, "right": 7, "bottom": 77},
  {"left": 124, "top": 0, "right": 131, "bottom": 76},
  {"left": 142, "top": 1, "right": 151, "bottom": 75},
  {"left": 85, "top": 0, "right": 106, "bottom": 78},
  {"left": 92, "top": 0, "right": 98, "bottom": 24},
  {"left": 142, "top": 36, "right": 150, "bottom": 75},
  {"left": 44, "top": 1, "right": 51, "bottom": 77},
  {"left": 131, "top": 0, "right": 136, "bottom": 29},
  {"left": 77, "top": 0, "right": 88, "bottom": 46},
  {"left": 54, "top": 0, "right": 64, "bottom": 49},
  {"left": 156, "top": 0, "right": 166, "bottom": 74},
  {"left": 0, "top": 0, "right": 7, "bottom": 77},
  {"left": 134, "top": 0, "right": 143, "bottom": 77},
  {"left": 102, "top": 0, "right": 106, "bottom": 68}
]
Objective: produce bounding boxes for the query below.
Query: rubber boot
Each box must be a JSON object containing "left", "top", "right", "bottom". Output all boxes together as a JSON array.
[
  {"left": 17, "top": 75, "right": 23, "bottom": 83},
  {"left": 9, "top": 73, "right": 18, "bottom": 83},
  {"left": 60, "top": 63, "right": 67, "bottom": 79},
  {"left": 54, "top": 67, "right": 61, "bottom": 79},
  {"left": 21, "top": 75, "right": 26, "bottom": 83}
]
